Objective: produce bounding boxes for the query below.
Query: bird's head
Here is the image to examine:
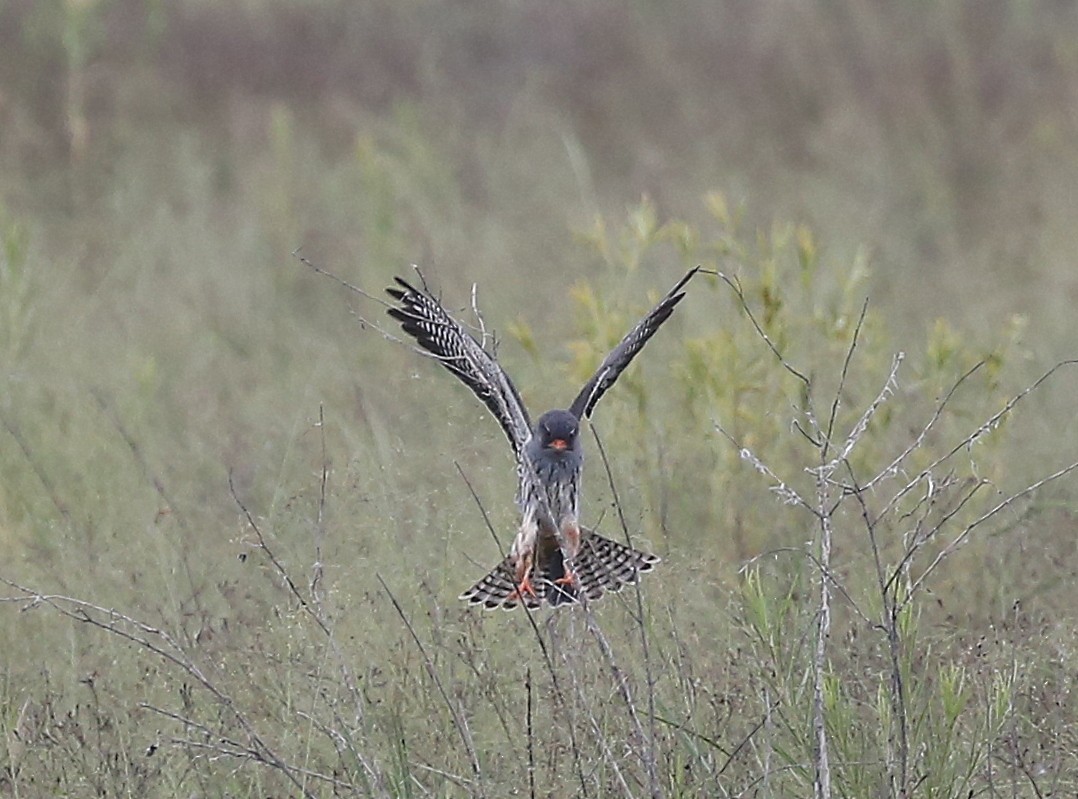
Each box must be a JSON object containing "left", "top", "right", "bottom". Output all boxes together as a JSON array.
[{"left": 535, "top": 410, "right": 580, "bottom": 453}]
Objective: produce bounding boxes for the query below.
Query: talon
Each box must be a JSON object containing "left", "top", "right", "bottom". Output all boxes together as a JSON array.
[
  {"left": 554, "top": 571, "right": 576, "bottom": 586},
  {"left": 508, "top": 574, "right": 537, "bottom": 601}
]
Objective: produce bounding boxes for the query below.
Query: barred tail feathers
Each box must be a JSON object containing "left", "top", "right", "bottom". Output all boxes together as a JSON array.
[
  {"left": 458, "top": 556, "right": 542, "bottom": 610},
  {"left": 573, "top": 529, "right": 660, "bottom": 602},
  {"left": 459, "top": 528, "right": 659, "bottom": 610}
]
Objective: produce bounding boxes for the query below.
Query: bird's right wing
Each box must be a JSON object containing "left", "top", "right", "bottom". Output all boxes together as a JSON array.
[{"left": 387, "top": 276, "right": 533, "bottom": 456}]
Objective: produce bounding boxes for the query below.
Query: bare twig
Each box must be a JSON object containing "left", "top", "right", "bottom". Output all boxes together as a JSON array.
[
  {"left": 0, "top": 578, "right": 319, "bottom": 799},
  {"left": 525, "top": 667, "right": 536, "bottom": 799},
  {"left": 717, "top": 272, "right": 811, "bottom": 389},
  {"left": 811, "top": 465, "right": 833, "bottom": 799},
  {"left": 738, "top": 546, "right": 873, "bottom": 627},
  {"left": 311, "top": 403, "right": 329, "bottom": 606},
  {"left": 816, "top": 352, "right": 903, "bottom": 478},
  {"left": 228, "top": 459, "right": 380, "bottom": 787},
  {"left": 292, "top": 248, "right": 385, "bottom": 307},
  {"left": 454, "top": 464, "right": 590, "bottom": 798},
  {"left": 714, "top": 421, "right": 815, "bottom": 513},
  {"left": 589, "top": 422, "right": 659, "bottom": 798},
  {"left": 230, "top": 471, "right": 331, "bottom": 637},
  {"left": 859, "top": 361, "right": 985, "bottom": 492},
  {"left": 822, "top": 299, "right": 870, "bottom": 457},
  {"left": 873, "top": 360, "right": 1078, "bottom": 525},
  {"left": 0, "top": 408, "right": 72, "bottom": 526},
  {"left": 376, "top": 574, "right": 485, "bottom": 797},
  {"left": 292, "top": 249, "right": 408, "bottom": 344},
  {"left": 907, "top": 458, "right": 1078, "bottom": 602}
]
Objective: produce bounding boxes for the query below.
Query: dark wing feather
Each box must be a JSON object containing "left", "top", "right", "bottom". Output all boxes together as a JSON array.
[
  {"left": 569, "top": 267, "right": 700, "bottom": 420},
  {"left": 387, "top": 276, "right": 532, "bottom": 455}
]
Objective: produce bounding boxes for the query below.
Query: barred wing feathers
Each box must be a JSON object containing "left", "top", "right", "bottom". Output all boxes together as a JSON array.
[
  {"left": 387, "top": 277, "right": 532, "bottom": 455},
  {"left": 569, "top": 267, "right": 699, "bottom": 421}
]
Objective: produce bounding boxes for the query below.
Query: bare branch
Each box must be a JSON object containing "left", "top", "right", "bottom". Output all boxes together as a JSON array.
[
  {"left": 907, "top": 459, "right": 1078, "bottom": 601},
  {"left": 376, "top": 575, "right": 485, "bottom": 797},
  {"left": 714, "top": 420, "right": 815, "bottom": 513},
  {"left": 292, "top": 248, "right": 411, "bottom": 344},
  {"left": 815, "top": 352, "right": 903, "bottom": 478},
  {"left": 738, "top": 546, "right": 874, "bottom": 627},
  {"left": 822, "top": 298, "right": 870, "bottom": 459},
  {"left": 0, "top": 577, "right": 319, "bottom": 799},
  {"left": 229, "top": 471, "right": 331, "bottom": 637},
  {"left": 0, "top": 408, "right": 72, "bottom": 527},
  {"left": 716, "top": 272, "right": 812, "bottom": 388},
  {"left": 874, "top": 360, "right": 1078, "bottom": 524}
]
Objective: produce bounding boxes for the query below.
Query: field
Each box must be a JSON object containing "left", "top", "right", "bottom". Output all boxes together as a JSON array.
[{"left": 2, "top": 2, "right": 1078, "bottom": 797}]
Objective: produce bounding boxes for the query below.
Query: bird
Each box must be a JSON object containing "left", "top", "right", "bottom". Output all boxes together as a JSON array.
[{"left": 386, "top": 267, "right": 699, "bottom": 609}]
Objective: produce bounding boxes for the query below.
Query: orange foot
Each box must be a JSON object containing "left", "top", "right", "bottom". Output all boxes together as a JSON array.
[
  {"left": 550, "top": 571, "right": 577, "bottom": 604},
  {"left": 507, "top": 574, "right": 538, "bottom": 603}
]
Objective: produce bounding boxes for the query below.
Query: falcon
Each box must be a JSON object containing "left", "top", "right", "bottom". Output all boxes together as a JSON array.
[{"left": 387, "top": 268, "right": 698, "bottom": 609}]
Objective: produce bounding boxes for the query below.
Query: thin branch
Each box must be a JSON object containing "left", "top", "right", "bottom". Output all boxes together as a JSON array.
[
  {"left": 811, "top": 468, "right": 833, "bottom": 799},
  {"left": 822, "top": 298, "right": 870, "bottom": 460},
  {"left": 470, "top": 282, "right": 493, "bottom": 351},
  {"left": 526, "top": 667, "right": 536, "bottom": 799},
  {"left": 454, "top": 463, "right": 591, "bottom": 798},
  {"left": 816, "top": 352, "right": 903, "bottom": 478},
  {"left": 874, "top": 360, "right": 1078, "bottom": 525},
  {"left": 590, "top": 422, "right": 660, "bottom": 798},
  {"left": 454, "top": 463, "right": 509, "bottom": 562},
  {"left": 171, "top": 738, "right": 358, "bottom": 791},
  {"left": 292, "top": 248, "right": 386, "bottom": 306},
  {"left": 228, "top": 462, "right": 377, "bottom": 785},
  {"left": 0, "top": 578, "right": 318, "bottom": 799},
  {"left": 715, "top": 421, "right": 816, "bottom": 514},
  {"left": 883, "top": 477, "right": 986, "bottom": 598},
  {"left": 376, "top": 575, "right": 485, "bottom": 797},
  {"left": 860, "top": 361, "right": 984, "bottom": 492},
  {"left": 229, "top": 471, "right": 331, "bottom": 637},
  {"left": 716, "top": 272, "right": 811, "bottom": 388},
  {"left": 738, "top": 546, "right": 874, "bottom": 627},
  {"left": 292, "top": 248, "right": 408, "bottom": 344},
  {"left": 0, "top": 408, "right": 72, "bottom": 526},
  {"left": 311, "top": 403, "right": 329, "bottom": 606},
  {"left": 906, "top": 459, "right": 1078, "bottom": 602}
]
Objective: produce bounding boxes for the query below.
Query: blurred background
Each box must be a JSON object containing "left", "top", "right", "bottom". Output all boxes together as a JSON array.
[
  {"left": 3, "top": 0, "right": 1078, "bottom": 327},
  {"left": 1, "top": 1, "right": 1078, "bottom": 794}
]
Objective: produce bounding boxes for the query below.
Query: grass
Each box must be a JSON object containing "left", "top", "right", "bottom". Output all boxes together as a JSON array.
[{"left": 1, "top": 1, "right": 1078, "bottom": 797}]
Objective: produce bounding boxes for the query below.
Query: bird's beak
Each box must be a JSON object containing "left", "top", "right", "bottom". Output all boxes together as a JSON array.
[{"left": 550, "top": 439, "right": 568, "bottom": 451}]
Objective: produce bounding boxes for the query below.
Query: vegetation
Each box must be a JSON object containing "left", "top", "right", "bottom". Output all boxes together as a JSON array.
[{"left": 1, "top": 2, "right": 1077, "bottom": 797}]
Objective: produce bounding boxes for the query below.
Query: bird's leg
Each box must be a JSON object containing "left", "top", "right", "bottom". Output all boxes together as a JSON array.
[
  {"left": 508, "top": 550, "right": 537, "bottom": 601},
  {"left": 554, "top": 523, "right": 581, "bottom": 586}
]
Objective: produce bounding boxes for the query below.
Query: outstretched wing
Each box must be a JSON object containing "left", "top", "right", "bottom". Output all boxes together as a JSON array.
[
  {"left": 387, "top": 276, "right": 532, "bottom": 455},
  {"left": 569, "top": 267, "right": 700, "bottom": 420}
]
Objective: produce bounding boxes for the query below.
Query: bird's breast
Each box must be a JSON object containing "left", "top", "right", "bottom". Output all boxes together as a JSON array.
[{"left": 525, "top": 451, "right": 581, "bottom": 527}]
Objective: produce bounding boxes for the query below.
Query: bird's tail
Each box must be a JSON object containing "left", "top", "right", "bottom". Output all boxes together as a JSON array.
[
  {"left": 459, "top": 529, "right": 660, "bottom": 611},
  {"left": 573, "top": 531, "right": 661, "bottom": 601}
]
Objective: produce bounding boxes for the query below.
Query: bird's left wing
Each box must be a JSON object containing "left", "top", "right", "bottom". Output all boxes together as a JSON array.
[
  {"left": 387, "top": 276, "right": 533, "bottom": 456},
  {"left": 569, "top": 267, "right": 700, "bottom": 420}
]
